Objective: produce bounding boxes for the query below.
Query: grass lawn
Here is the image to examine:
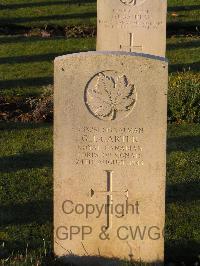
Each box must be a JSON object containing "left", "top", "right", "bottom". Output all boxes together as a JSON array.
[
  {"left": 0, "top": 123, "right": 200, "bottom": 264},
  {"left": 167, "top": 0, "right": 200, "bottom": 27},
  {"left": 0, "top": 37, "right": 95, "bottom": 97},
  {"left": 0, "top": 0, "right": 200, "bottom": 99},
  {"left": 0, "top": 35, "right": 199, "bottom": 98},
  {"left": 0, "top": 0, "right": 199, "bottom": 99},
  {"left": 0, "top": 123, "right": 53, "bottom": 264},
  {"left": 0, "top": 0, "right": 199, "bottom": 27},
  {"left": 0, "top": 0, "right": 97, "bottom": 27},
  {"left": 167, "top": 36, "right": 200, "bottom": 73}
]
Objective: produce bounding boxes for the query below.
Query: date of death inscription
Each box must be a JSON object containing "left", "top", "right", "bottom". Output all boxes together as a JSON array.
[{"left": 73, "top": 127, "right": 144, "bottom": 167}]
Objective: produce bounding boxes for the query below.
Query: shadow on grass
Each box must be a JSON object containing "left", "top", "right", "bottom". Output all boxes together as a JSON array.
[
  {"left": 0, "top": 52, "right": 76, "bottom": 64},
  {"left": 0, "top": 76, "right": 52, "bottom": 90},
  {"left": 0, "top": 199, "right": 52, "bottom": 226},
  {"left": 167, "top": 181, "right": 200, "bottom": 203},
  {"left": 167, "top": 21, "right": 200, "bottom": 30},
  {"left": 169, "top": 61, "right": 200, "bottom": 73},
  {"left": 167, "top": 39, "right": 200, "bottom": 50},
  {"left": 165, "top": 134, "right": 200, "bottom": 263},
  {"left": 167, "top": 135, "right": 200, "bottom": 201},
  {"left": 165, "top": 240, "right": 200, "bottom": 264},
  {"left": 48, "top": 255, "right": 163, "bottom": 266},
  {"left": 168, "top": 5, "right": 200, "bottom": 12},
  {"left": 0, "top": 12, "right": 96, "bottom": 25},
  {"left": 0, "top": 0, "right": 96, "bottom": 10},
  {"left": 0, "top": 63, "right": 198, "bottom": 91},
  {"left": 0, "top": 150, "right": 52, "bottom": 173},
  {"left": 0, "top": 122, "right": 52, "bottom": 131},
  {"left": 167, "top": 136, "right": 200, "bottom": 153},
  {"left": 0, "top": 36, "right": 69, "bottom": 44}
]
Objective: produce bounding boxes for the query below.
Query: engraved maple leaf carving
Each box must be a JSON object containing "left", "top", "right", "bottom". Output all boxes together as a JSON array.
[
  {"left": 86, "top": 72, "right": 136, "bottom": 121},
  {"left": 121, "top": 0, "right": 136, "bottom": 5},
  {"left": 120, "top": 0, "right": 146, "bottom": 6}
]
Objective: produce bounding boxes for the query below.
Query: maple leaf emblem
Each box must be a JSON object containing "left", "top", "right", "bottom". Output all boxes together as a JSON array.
[
  {"left": 121, "top": 0, "right": 136, "bottom": 5},
  {"left": 85, "top": 71, "right": 137, "bottom": 121},
  {"left": 120, "top": 0, "right": 146, "bottom": 6}
]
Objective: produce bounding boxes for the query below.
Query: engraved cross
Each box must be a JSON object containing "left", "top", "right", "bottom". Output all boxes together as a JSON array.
[
  {"left": 120, "top": 33, "right": 143, "bottom": 52},
  {"left": 91, "top": 170, "right": 128, "bottom": 230}
]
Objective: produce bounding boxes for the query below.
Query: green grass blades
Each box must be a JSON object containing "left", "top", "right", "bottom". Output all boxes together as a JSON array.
[
  {"left": 0, "top": 37, "right": 95, "bottom": 97},
  {"left": 0, "top": 35, "right": 199, "bottom": 99},
  {"left": 0, "top": 0, "right": 199, "bottom": 28},
  {"left": 0, "top": 1, "right": 97, "bottom": 28},
  {"left": 168, "top": 71, "right": 200, "bottom": 123},
  {"left": 168, "top": 0, "right": 200, "bottom": 28},
  {"left": 0, "top": 123, "right": 53, "bottom": 263},
  {"left": 166, "top": 124, "right": 200, "bottom": 263},
  {"left": 167, "top": 36, "right": 200, "bottom": 73},
  {"left": 0, "top": 123, "right": 200, "bottom": 264}
]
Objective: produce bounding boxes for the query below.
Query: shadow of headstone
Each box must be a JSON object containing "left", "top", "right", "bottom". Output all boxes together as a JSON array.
[{"left": 52, "top": 255, "right": 162, "bottom": 266}]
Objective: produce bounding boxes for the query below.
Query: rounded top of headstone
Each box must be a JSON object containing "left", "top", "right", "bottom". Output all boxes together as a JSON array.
[{"left": 54, "top": 51, "right": 167, "bottom": 63}]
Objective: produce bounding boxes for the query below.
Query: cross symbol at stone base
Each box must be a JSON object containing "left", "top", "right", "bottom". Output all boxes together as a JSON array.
[
  {"left": 120, "top": 33, "right": 143, "bottom": 52},
  {"left": 91, "top": 170, "right": 128, "bottom": 230}
]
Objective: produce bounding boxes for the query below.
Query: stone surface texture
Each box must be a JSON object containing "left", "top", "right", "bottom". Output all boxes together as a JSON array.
[
  {"left": 54, "top": 51, "right": 168, "bottom": 264},
  {"left": 97, "top": 0, "right": 167, "bottom": 57}
]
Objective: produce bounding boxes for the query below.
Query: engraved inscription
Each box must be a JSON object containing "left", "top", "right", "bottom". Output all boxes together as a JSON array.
[
  {"left": 74, "top": 127, "right": 144, "bottom": 167},
  {"left": 98, "top": 9, "right": 163, "bottom": 31},
  {"left": 120, "top": 0, "right": 146, "bottom": 6},
  {"left": 91, "top": 170, "right": 128, "bottom": 230},
  {"left": 85, "top": 71, "right": 137, "bottom": 121}
]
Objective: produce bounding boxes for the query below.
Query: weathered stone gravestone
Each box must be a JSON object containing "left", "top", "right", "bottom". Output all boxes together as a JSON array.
[
  {"left": 97, "top": 0, "right": 167, "bottom": 57},
  {"left": 54, "top": 51, "right": 168, "bottom": 264}
]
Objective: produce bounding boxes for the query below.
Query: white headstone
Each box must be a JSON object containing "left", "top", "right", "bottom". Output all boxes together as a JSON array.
[
  {"left": 54, "top": 51, "right": 168, "bottom": 264},
  {"left": 97, "top": 0, "right": 167, "bottom": 57}
]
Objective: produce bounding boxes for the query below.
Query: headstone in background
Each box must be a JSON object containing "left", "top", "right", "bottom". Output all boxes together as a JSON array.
[
  {"left": 97, "top": 0, "right": 167, "bottom": 57},
  {"left": 54, "top": 51, "right": 168, "bottom": 264}
]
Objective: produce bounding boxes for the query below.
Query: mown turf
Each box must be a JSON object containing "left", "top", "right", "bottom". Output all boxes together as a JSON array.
[
  {"left": 0, "top": 37, "right": 95, "bottom": 97},
  {"left": 0, "top": 35, "right": 199, "bottom": 98},
  {"left": 166, "top": 124, "right": 200, "bottom": 263},
  {"left": 0, "top": 0, "right": 199, "bottom": 28},
  {"left": 167, "top": 36, "right": 200, "bottom": 73},
  {"left": 167, "top": 0, "right": 200, "bottom": 29},
  {"left": 0, "top": 0, "right": 97, "bottom": 27},
  {"left": 0, "top": 0, "right": 199, "bottom": 99},
  {"left": 0, "top": 0, "right": 200, "bottom": 265},
  {"left": 0, "top": 123, "right": 199, "bottom": 264},
  {"left": 0, "top": 123, "right": 53, "bottom": 264}
]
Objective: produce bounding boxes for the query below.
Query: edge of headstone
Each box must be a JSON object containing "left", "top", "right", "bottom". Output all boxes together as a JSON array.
[{"left": 54, "top": 51, "right": 168, "bottom": 63}]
